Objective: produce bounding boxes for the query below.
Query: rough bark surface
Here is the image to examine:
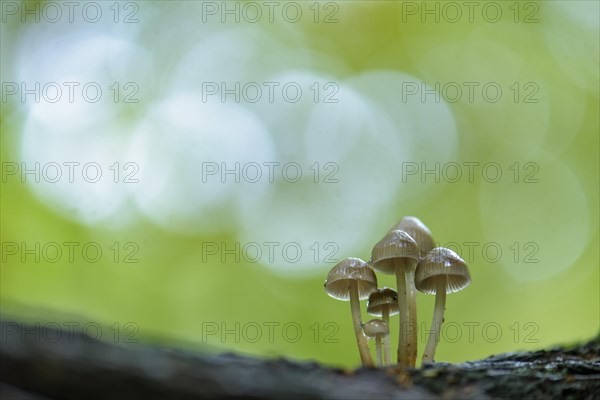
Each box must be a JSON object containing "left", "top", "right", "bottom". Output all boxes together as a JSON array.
[{"left": 0, "top": 318, "right": 598, "bottom": 399}]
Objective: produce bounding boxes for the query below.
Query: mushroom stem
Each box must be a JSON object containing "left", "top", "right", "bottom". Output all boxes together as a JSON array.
[
  {"left": 394, "top": 261, "right": 410, "bottom": 367},
  {"left": 405, "top": 267, "right": 418, "bottom": 367},
  {"left": 422, "top": 276, "right": 447, "bottom": 365},
  {"left": 349, "top": 280, "right": 374, "bottom": 367},
  {"left": 382, "top": 308, "right": 391, "bottom": 366},
  {"left": 375, "top": 337, "right": 383, "bottom": 367}
]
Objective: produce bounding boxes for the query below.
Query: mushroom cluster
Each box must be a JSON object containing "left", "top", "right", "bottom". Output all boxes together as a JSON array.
[{"left": 324, "top": 216, "right": 471, "bottom": 368}]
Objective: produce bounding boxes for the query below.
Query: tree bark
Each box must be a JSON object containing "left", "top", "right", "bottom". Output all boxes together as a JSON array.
[{"left": 1, "top": 318, "right": 598, "bottom": 399}]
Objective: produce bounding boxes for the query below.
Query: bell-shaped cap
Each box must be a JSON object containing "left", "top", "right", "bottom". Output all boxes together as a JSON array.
[
  {"left": 367, "top": 287, "right": 399, "bottom": 317},
  {"left": 324, "top": 258, "right": 377, "bottom": 301},
  {"left": 362, "top": 319, "right": 389, "bottom": 338},
  {"left": 415, "top": 247, "right": 471, "bottom": 294},
  {"left": 390, "top": 216, "right": 435, "bottom": 257},
  {"left": 371, "top": 230, "right": 419, "bottom": 274}
]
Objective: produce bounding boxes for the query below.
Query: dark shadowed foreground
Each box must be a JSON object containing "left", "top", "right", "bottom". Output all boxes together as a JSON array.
[{"left": 1, "top": 318, "right": 598, "bottom": 400}]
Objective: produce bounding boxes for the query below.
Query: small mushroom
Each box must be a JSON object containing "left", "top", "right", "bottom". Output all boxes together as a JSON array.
[
  {"left": 415, "top": 247, "right": 471, "bottom": 365},
  {"left": 362, "top": 319, "right": 389, "bottom": 367},
  {"left": 388, "top": 216, "right": 435, "bottom": 366},
  {"left": 325, "top": 258, "right": 377, "bottom": 367},
  {"left": 390, "top": 216, "right": 435, "bottom": 257},
  {"left": 371, "top": 230, "right": 420, "bottom": 367},
  {"left": 367, "top": 288, "right": 399, "bottom": 366}
]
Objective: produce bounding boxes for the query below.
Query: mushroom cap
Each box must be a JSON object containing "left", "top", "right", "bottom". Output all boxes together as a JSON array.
[
  {"left": 324, "top": 258, "right": 377, "bottom": 301},
  {"left": 362, "top": 319, "right": 389, "bottom": 338},
  {"left": 415, "top": 247, "right": 471, "bottom": 294},
  {"left": 390, "top": 216, "right": 435, "bottom": 257},
  {"left": 367, "top": 287, "right": 400, "bottom": 317},
  {"left": 371, "top": 230, "right": 420, "bottom": 274}
]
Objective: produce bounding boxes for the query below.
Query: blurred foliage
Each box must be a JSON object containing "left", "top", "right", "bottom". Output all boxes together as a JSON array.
[{"left": 1, "top": 0, "right": 598, "bottom": 367}]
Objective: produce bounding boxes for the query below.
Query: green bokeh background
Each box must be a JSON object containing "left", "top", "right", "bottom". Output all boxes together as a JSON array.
[{"left": 1, "top": 0, "right": 598, "bottom": 367}]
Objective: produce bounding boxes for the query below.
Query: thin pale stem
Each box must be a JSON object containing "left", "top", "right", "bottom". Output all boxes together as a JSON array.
[
  {"left": 382, "top": 308, "right": 391, "bottom": 366},
  {"left": 395, "top": 261, "right": 410, "bottom": 367},
  {"left": 349, "top": 280, "right": 374, "bottom": 367},
  {"left": 422, "top": 277, "right": 447, "bottom": 365},
  {"left": 375, "top": 337, "right": 383, "bottom": 367},
  {"left": 405, "top": 267, "right": 418, "bottom": 367}
]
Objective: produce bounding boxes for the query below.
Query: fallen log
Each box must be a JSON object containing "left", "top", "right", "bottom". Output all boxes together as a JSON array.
[{"left": 1, "top": 318, "right": 598, "bottom": 399}]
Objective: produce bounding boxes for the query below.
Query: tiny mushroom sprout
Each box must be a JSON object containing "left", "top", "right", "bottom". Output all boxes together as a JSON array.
[
  {"left": 391, "top": 216, "right": 435, "bottom": 257},
  {"left": 415, "top": 247, "right": 471, "bottom": 365},
  {"left": 362, "top": 319, "right": 390, "bottom": 367},
  {"left": 367, "top": 288, "right": 399, "bottom": 366},
  {"left": 371, "top": 230, "right": 420, "bottom": 368},
  {"left": 325, "top": 258, "right": 377, "bottom": 367}
]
